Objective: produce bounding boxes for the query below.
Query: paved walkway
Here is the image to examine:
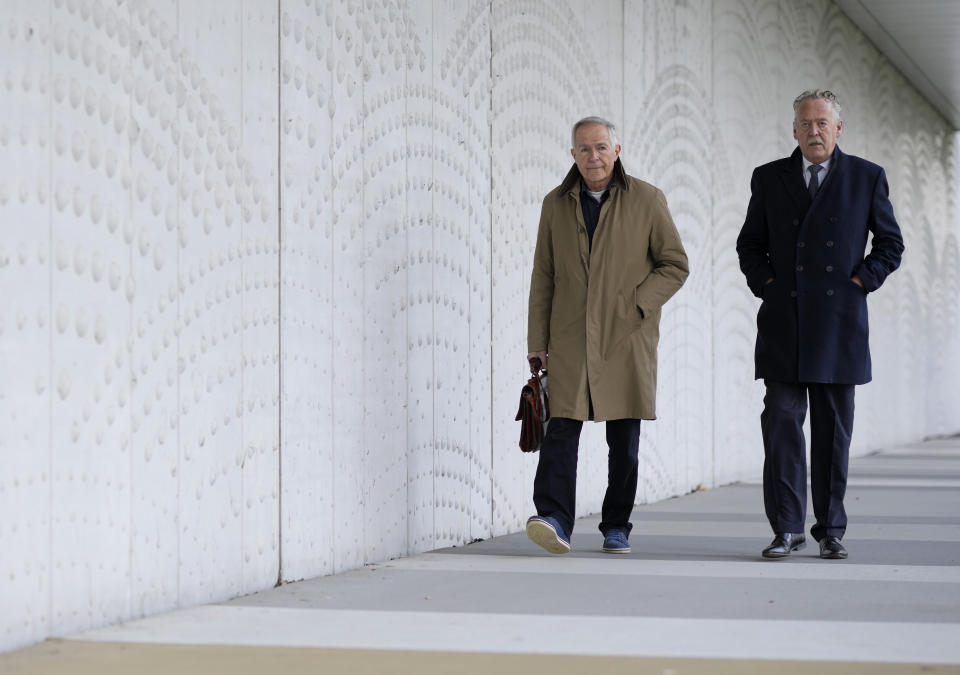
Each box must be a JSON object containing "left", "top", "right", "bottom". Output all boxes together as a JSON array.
[{"left": 4, "top": 438, "right": 960, "bottom": 674}]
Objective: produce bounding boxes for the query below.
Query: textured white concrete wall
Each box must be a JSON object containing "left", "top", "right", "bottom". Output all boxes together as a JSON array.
[
  {"left": 1, "top": 0, "right": 958, "bottom": 652},
  {"left": 0, "top": 0, "right": 281, "bottom": 648}
]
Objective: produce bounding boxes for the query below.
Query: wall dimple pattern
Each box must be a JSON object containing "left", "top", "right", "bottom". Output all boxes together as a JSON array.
[
  {"left": 237, "top": 0, "right": 281, "bottom": 598},
  {"left": 1, "top": 0, "right": 279, "bottom": 646},
  {"left": 278, "top": 0, "right": 337, "bottom": 579},
  {"left": 279, "top": 0, "right": 493, "bottom": 576},
  {"left": 48, "top": 0, "right": 134, "bottom": 636},
  {"left": 624, "top": 0, "right": 715, "bottom": 501},
  {"left": 127, "top": 0, "right": 183, "bottom": 621},
  {"left": 2, "top": 0, "right": 54, "bottom": 648},
  {"left": 360, "top": 0, "right": 414, "bottom": 564},
  {"left": 2, "top": 0, "right": 958, "bottom": 652}
]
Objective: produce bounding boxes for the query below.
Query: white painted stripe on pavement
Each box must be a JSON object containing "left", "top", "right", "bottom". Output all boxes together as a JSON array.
[
  {"left": 381, "top": 553, "right": 960, "bottom": 583},
  {"left": 851, "top": 458, "right": 960, "bottom": 471},
  {"left": 616, "top": 521, "right": 960, "bottom": 541},
  {"left": 876, "top": 447, "right": 960, "bottom": 457},
  {"left": 739, "top": 477, "right": 960, "bottom": 488},
  {"left": 845, "top": 478, "right": 960, "bottom": 488},
  {"left": 69, "top": 605, "right": 960, "bottom": 664}
]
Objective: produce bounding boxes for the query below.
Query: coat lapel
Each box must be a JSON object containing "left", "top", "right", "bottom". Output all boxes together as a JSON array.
[
  {"left": 782, "top": 146, "right": 845, "bottom": 213},
  {"left": 779, "top": 148, "right": 811, "bottom": 212},
  {"left": 813, "top": 146, "right": 843, "bottom": 204}
]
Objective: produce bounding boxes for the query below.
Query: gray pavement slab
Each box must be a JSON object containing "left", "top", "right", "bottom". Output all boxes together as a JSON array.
[{"left": 3, "top": 437, "right": 959, "bottom": 672}]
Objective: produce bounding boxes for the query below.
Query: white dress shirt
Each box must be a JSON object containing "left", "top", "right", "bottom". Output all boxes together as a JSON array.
[{"left": 801, "top": 156, "right": 832, "bottom": 188}]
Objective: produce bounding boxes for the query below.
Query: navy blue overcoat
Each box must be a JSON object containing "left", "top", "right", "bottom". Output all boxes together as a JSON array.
[{"left": 736, "top": 146, "right": 904, "bottom": 384}]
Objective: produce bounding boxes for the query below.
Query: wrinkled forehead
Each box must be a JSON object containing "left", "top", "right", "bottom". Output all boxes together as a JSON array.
[
  {"left": 573, "top": 124, "right": 613, "bottom": 145},
  {"left": 794, "top": 98, "right": 838, "bottom": 122}
]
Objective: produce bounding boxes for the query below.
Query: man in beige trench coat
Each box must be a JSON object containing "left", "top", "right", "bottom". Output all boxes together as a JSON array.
[{"left": 526, "top": 117, "right": 689, "bottom": 554}]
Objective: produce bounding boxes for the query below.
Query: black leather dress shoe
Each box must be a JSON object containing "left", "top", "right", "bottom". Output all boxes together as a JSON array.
[
  {"left": 819, "top": 536, "right": 847, "bottom": 559},
  {"left": 762, "top": 533, "right": 806, "bottom": 558}
]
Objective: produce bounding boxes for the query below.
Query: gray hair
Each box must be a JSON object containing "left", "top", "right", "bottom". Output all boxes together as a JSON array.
[
  {"left": 793, "top": 89, "right": 842, "bottom": 122},
  {"left": 571, "top": 116, "right": 619, "bottom": 148}
]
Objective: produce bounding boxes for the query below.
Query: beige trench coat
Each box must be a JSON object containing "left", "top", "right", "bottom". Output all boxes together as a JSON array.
[{"left": 528, "top": 160, "right": 689, "bottom": 421}]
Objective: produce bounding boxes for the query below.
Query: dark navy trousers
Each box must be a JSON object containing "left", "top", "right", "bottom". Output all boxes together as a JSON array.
[
  {"left": 761, "top": 380, "right": 855, "bottom": 541},
  {"left": 533, "top": 417, "right": 642, "bottom": 539}
]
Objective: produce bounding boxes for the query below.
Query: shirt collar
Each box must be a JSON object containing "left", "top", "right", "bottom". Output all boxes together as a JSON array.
[
  {"left": 580, "top": 180, "right": 610, "bottom": 198},
  {"left": 560, "top": 157, "right": 629, "bottom": 194},
  {"left": 802, "top": 155, "right": 831, "bottom": 175}
]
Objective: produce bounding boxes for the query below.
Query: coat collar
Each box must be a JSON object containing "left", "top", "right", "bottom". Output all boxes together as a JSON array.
[
  {"left": 560, "top": 157, "right": 629, "bottom": 195},
  {"left": 780, "top": 145, "right": 844, "bottom": 211}
]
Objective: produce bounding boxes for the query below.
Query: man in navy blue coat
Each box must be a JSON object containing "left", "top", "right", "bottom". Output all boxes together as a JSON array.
[{"left": 737, "top": 89, "right": 904, "bottom": 560}]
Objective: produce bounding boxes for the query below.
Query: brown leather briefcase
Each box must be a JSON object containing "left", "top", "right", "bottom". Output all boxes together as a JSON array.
[{"left": 515, "top": 357, "right": 550, "bottom": 452}]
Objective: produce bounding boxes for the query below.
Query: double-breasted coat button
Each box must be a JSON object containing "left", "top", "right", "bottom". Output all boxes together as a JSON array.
[
  {"left": 830, "top": 216, "right": 838, "bottom": 223},
  {"left": 790, "top": 290, "right": 798, "bottom": 297},
  {"left": 792, "top": 219, "right": 800, "bottom": 225},
  {"left": 826, "top": 265, "right": 833, "bottom": 272},
  {"left": 797, "top": 242, "right": 805, "bottom": 248},
  {"left": 826, "top": 289, "right": 834, "bottom": 296},
  {"left": 826, "top": 240, "right": 834, "bottom": 247},
  {"left": 796, "top": 265, "right": 804, "bottom": 271}
]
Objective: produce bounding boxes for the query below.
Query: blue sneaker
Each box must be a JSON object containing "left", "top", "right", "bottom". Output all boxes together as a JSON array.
[
  {"left": 526, "top": 516, "right": 571, "bottom": 554},
  {"left": 602, "top": 528, "right": 630, "bottom": 553}
]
